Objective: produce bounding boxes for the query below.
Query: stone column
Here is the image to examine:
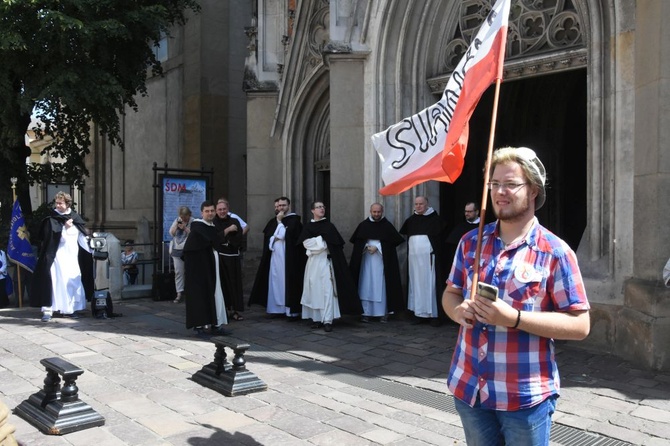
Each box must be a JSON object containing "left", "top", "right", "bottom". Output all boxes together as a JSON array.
[
  {"left": 246, "top": 91, "right": 281, "bottom": 252},
  {"left": 633, "top": 1, "right": 670, "bottom": 278},
  {"left": 183, "top": 1, "right": 252, "bottom": 208},
  {"left": 327, "top": 52, "right": 369, "bottom": 255},
  {"left": 618, "top": 1, "right": 670, "bottom": 370}
]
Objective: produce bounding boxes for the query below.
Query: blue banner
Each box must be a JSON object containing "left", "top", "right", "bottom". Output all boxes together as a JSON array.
[{"left": 7, "top": 199, "right": 37, "bottom": 272}]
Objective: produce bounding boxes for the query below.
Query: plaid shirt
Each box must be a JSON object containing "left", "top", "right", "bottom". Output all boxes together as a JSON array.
[{"left": 447, "top": 218, "right": 589, "bottom": 411}]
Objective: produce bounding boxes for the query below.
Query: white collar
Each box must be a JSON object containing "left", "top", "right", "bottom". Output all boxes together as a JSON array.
[{"left": 415, "top": 207, "right": 435, "bottom": 216}]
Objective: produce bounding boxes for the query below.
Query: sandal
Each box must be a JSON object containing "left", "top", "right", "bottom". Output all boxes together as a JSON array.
[
  {"left": 231, "top": 312, "right": 244, "bottom": 321},
  {"left": 173, "top": 294, "right": 182, "bottom": 304}
]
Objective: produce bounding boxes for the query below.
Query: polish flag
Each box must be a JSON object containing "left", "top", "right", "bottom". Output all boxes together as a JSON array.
[{"left": 373, "top": 0, "right": 511, "bottom": 195}]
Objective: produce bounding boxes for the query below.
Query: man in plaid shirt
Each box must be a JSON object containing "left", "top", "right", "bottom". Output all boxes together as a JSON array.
[{"left": 442, "top": 147, "right": 590, "bottom": 445}]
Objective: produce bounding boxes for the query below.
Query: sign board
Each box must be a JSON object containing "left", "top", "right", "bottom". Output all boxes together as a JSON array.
[{"left": 160, "top": 175, "right": 208, "bottom": 242}]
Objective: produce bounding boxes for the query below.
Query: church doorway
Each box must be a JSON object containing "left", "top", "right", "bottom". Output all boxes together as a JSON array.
[
  {"left": 315, "top": 167, "right": 330, "bottom": 219},
  {"left": 440, "top": 68, "right": 587, "bottom": 251}
]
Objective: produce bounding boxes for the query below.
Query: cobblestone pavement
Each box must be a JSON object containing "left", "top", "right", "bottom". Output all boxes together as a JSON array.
[{"left": 1, "top": 298, "right": 670, "bottom": 445}]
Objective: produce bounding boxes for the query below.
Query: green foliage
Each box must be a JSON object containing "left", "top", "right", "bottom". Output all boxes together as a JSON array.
[{"left": 0, "top": 0, "right": 200, "bottom": 187}]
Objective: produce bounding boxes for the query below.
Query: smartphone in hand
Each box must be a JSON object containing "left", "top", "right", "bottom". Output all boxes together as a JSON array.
[{"left": 477, "top": 282, "right": 498, "bottom": 301}]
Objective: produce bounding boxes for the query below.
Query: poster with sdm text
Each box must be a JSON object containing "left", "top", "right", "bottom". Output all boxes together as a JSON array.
[{"left": 161, "top": 176, "right": 208, "bottom": 242}]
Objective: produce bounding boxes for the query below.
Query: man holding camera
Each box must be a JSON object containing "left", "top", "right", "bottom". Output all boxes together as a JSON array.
[
  {"left": 442, "top": 147, "right": 590, "bottom": 445},
  {"left": 169, "top": 206, "right": 192, "bottom": 304}
]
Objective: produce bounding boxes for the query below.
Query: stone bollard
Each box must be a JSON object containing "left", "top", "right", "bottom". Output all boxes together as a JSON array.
[
  {"left": 14, "top": 357, "right": 104, "bottom": 435},
  {"left": 192, "top": 336, "right": 267, "bottom": 397}
]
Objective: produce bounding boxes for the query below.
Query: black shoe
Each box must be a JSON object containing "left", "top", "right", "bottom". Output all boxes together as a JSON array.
[
  {"left": 310, "top": 321, "right": 324, "bottom": 329},
  {"left": 194, "top": 327, "right": 211, "bottom": 339},
  {"left": 286, "top": 316, "right": 300, "bottom": 322},
  {"left": 63, "top": 313, "right": 80, "bottom": 319},
  {"left": 324, "top": 323, "right": 333, "bottom": 332}
]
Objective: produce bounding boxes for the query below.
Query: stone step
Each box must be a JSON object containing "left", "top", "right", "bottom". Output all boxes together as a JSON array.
[{"left": 120, "top": 284, "right": 153, "bottom": 300}]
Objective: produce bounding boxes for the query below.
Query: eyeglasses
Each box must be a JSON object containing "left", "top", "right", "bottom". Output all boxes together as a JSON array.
[{"left": 487, "top": 182, "right": 529, "bottom": 192}]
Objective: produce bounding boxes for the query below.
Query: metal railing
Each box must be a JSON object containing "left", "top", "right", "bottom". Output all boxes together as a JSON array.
[{"left": 120, "top": 242, "right": 155, "bottom": 287}]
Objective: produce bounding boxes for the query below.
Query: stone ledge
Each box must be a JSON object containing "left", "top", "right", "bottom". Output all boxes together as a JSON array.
[{"left": 624, "top": 278, "right": 670, "bottom": 318}]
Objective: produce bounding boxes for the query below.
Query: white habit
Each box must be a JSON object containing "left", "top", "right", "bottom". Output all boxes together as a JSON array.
[
  {"left": 211, "top": 246, "right": 228, "bottom": 326},
  {"left": 407, "top": 235, "right": 438, "bottom": 318},
  {"left": 267, "top": 222, "right": 289, "bottom": 314},
  {"left": 358, "top": 240, "right": 386, "bottom": 317},
  {"left": 301, "top": 236, "right": 340, "bottom": 324},
  {"left": 44, "top": 225, "right": 89, "bottom": 315}
]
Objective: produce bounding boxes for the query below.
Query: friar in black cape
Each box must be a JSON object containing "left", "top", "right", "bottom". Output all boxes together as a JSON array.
[
  {"left": 31, "top": 191, "right": 94, "bottom": 321},
  {"left": 213, "top": 198, "right": 245, "bottom": 320},
  {"left": 297, "top": 201, "right": 362, "bottom": 332},
  {"left": 183, "top": 201, "right": 228, "bottom": 334},
  {"left": 399, "top": 196, "right": 448, "bottom": 324},
  {"left": 248, "top": 196, "right": 306, "bottom": 319},
  {"left": 445, "top": 201, "right": 480, "bottom": 275},
  {"left": 349, "top": 203, "right": 405, "bottom": 319}
]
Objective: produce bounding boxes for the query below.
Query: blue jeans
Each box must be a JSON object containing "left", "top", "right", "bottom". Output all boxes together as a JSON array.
[{"left": 454, "top": 394, "right": 558, "bottom": 446}]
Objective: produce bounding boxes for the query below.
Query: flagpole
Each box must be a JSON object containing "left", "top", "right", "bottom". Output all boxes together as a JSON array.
[
  {"left": 10, "top": 178, "right": 23, "bottom": 308},
  {"left": 471, "top": 78, "right": 503, "bottom": 298}
]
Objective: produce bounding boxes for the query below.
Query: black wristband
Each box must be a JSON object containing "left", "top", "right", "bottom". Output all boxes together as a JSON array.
[{"left": 512, "top": 309, "right": 521, "bottom": 329}]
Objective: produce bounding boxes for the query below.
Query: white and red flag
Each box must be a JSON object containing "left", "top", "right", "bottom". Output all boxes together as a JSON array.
[{"left": 373, "top": 0, "right": 511, "bottom": 195}]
